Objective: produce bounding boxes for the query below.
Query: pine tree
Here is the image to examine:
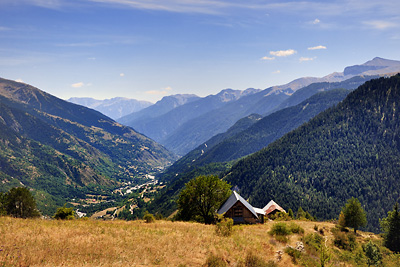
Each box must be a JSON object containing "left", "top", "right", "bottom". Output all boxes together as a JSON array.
[
  {"left": 342, "top": 197, "right": 367, "bottom": 233},
  {"left": 381, "top": 203, "right": 400, "bottom": 252}
]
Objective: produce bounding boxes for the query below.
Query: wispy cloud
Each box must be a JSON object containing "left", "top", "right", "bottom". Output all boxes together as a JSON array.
[
  {"left": 308, "top": 45, "right": 327, "bottom": 50},
  {"left": 299, "top": 57, "right": 316, "bottom": 62},
  {"left": 270, "top": 49, "right": 296, "bottom": 57},
  {"left": 363, "top": 20, "right": 398, "bottom": 30},
  {"left": 120, "top": 73, "right": 125, "bottom": 77},
  {"left": 145, "top": 86, "right": 173, "bottom": 96},
  {"left": 71, "top": 82, "right": 85, "bottom": 88},
  {"left": 272, "top": 70, "right": 280, "bottom": 74},
  {"left": 261, "top": 56, "right": 275, "bottom": 61}
]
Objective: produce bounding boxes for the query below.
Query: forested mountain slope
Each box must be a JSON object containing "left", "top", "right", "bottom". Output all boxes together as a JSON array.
[
  {"left": 224, "top": 74, "right": 400, "bottom": 232},
  {"left": 0, "top": 78, "right": 176, "bottom": 214},
  {"left": 196, "top": 88, "right": 351, "bottom": 164}
]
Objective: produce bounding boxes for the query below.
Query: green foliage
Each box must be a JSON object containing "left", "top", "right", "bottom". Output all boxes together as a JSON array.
[
  {"left": 143, "top": 212, "right": 156, "bottom": 223},
  {"left": 303, "top": 233, "right": 323, "bottom": 250},
  {"left": 269, "top": 222, "right": 291, "bottom": 236},
  {"left": 342, "top": 197, "right": 367, "bottom": 233},
  {"left": 363, "top": 241, "right": 382, "bottom": 266},
  {"left": 54, "top": 205, "right": 74, "bottom": 220},
  {"left": 176, "top": 175, "right": 231, "bottom": 224},
  {"left": 381, "top": 203, "right": 400, "bottom": 253},
  {"left": 287, "top": 208, "right": 294, "bottom": 219},
  {"left": 0, "top": 192, "right": 6, "bottom": 216},
  {"left": 284, "top": 247, "right": 302, "bottom": 264},
  {"left": 5, "top": 187, "right": 40, "bottom": 218},
  {"left": 297, "top": 207, "right": 306, "bottom": 220},
  {"left": 319, "top": 242, "right": 331, "bottom": 267},
  {"left": 224, "top": 75, "right": 400, "bottom": 232},
  {"left": 215, "top": 217, "right": 233, "bottom": 237},
  {"left": 289, "top": 222, "right": 305, "bottom": 234},
  {"left": 241, "top": 252, "right": 276, "bottom": 267},
  {"left": 205, "top": 254, "right": 227, "bottom": 267},
  {"left": 332, "top": 227, "right": 357, "bottom": 251}
]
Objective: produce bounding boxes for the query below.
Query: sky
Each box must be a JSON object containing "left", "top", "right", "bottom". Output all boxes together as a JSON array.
[{"left": 1, "top": 0, "right": 400, "bottom": 103}]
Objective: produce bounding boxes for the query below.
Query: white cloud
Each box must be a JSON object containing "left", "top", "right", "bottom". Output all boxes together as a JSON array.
[
  {"left": 313, "top": 18, "right": 320, "bottom": 24},
  {"left": 308, "top": 45, "right": 327, "bottom": 50},
  {"left": 71, "top": 82, "right": 85, "bottom": 88},
  {"left": 299, "top": 57, "right": 315, "bottom": 62},
  {"left": 120, "top": 73, "right": 125, "bottom": 77},
  {"left": 272, "top": 70, "right": 281, "bottom": 74},
  {"left": 15, "top": 79, "right": 24, "bottom": 83},
  {"left": 261, "top": 56, "right": 275, "bottom": 60},
  {"left": 363, "top": 20, "right": 398, "bottom": 30},
  {"left": 270, "top": 49, "right": 297, "bottom": 57},
  {"left": 145, "top": 86, "right": 173, "bottom": 96}
]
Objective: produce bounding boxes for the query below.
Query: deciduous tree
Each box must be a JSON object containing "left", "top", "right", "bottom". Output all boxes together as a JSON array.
[
  {"left": 5, "top": 187, "right": 40, "bottom": 218},
  {"left": 177, "top": 175, "right": 231, "bottom": 224}
]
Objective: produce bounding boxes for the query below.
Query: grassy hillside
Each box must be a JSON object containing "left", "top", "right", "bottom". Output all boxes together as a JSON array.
[{"left": 1, "top": 217, "right": 399, "bottom": 266}]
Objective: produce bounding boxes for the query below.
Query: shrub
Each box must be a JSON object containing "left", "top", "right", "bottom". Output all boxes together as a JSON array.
[
  {"left": 285, "top": 247, "right": 301, "bottom": 264},
  {"left": 289, "top": 222, "right": 304, "bottom": 234},
  {"left": 241, "top": 252, "right": 276, "bottom": 267},
  {"left": 143, "top": 212, "right": 155, "bottom": 223},
  {"left": 205, "top": 254, "right": 227, "bottom": 267},
  {"left": 269, "top": 222, "right": 291, "bottom": 236},
  {"left": 304, "top": 233, "right": 323, "bottom": 250},
  {"left": 363, "top": 241, "right": 382, "bottom": 266},
  {"left": 54, "top": 205, "right": 74, "bottom": 220},
  {"left": 215, "top": 218, "right": 233, "bottom": 237},
  {"left": 332, "top": 228, "right": 356, "bottom": 251}
]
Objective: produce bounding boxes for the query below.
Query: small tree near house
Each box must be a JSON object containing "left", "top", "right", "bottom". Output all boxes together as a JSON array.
[{"left": 177, "top": 175, "right": 231, "bottom": 224}]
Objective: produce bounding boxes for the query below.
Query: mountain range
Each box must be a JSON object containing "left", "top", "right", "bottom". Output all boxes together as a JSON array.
[
  {"left": 113, "top": 57, "right": 400, "bottom": 156},
  {"left": 67, "top": 97, "right": 152, "bottom": 120},
  {"left": 0, "top": 78, "right": 176, "bottom": 214}
]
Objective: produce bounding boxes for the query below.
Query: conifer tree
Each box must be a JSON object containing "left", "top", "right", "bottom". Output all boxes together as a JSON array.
[
  {"left": 342, "top": 197, "right": 367, "bottom": 233},
  {"left": 381, "top": 203, "right": 400, "bottom": 252}
]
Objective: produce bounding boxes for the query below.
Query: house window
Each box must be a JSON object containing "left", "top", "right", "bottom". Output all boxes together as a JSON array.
[{"left": 234, "top": 207, "right": 243, "bottom": 217}]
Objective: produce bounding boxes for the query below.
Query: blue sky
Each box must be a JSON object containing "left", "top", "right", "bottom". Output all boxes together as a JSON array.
[{"left": 1, "top": 0, "right": 399, "bottom": 102}]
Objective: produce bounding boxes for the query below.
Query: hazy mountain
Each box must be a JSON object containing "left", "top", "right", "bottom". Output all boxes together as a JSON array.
[
  {"left": 224, "top": 74, "right": 400, "bottom": 232},
  {"left": 67, "top": 97, "right": 152, "bottom": 120},
  {"left": 139, "top": 58, "right": 400, "bottom": 155},
  {"left": 267, "top": 57, "right": 400, "bottom": 94},
  {"left": 0, "top": 78, "right": 176, "bottom": 214},
  {"left": 118, "top": 94, "right": 201, "bottom": 126},
  {"left": 121, "top": 88, "right": 260, "bottom": 143},
  {"left": 194, "top": 88, "right": 351, "bottom": 165}
]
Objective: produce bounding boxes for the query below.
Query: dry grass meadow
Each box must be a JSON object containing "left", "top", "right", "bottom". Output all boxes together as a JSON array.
[{"left": 0, "top": 216, "right": 397, "bottom": 266}]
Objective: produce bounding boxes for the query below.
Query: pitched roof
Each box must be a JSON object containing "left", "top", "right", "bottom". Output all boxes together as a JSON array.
[
  {"left": 217, "top": 191, "right": 258, "bottom": 218},
  {"left": 262, "top": 200, "right": 286, "bottom": 215}
]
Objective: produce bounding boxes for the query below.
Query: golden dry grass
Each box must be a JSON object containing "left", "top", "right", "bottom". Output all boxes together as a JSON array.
[{"left": 0, "top": 217, "right": 389, "bottom": 267}]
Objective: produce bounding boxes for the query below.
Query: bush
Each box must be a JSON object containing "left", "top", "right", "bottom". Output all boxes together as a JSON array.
[
  {"left": 269, "top": 222, "right": 291, "bottom": 236},
  {"left": 205, "top": 254, "right": 227, "bottom": 267},
  {"left": 289, "top": 222, "right": 304, "bottom": 234},
  {"left": 239, "top": 252, "right": 276, "bottom": 267},
  {"left": 215, "top": 218, "right": 233, "bottom": 237},
  {"left": 303, "top": 233, "right": 323, "bottom": 250},
  {"left": 285, "top": 247, "right": 301, "bottom": 264},
  {"left": 332, "top": 228, "right": 356, "bottom": 251},
  {"left": 54, "top": 205, "right": 74, "bottom": 220},
  {"left": 143, "top": 212, "right": 155, "bottom": 223}
]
